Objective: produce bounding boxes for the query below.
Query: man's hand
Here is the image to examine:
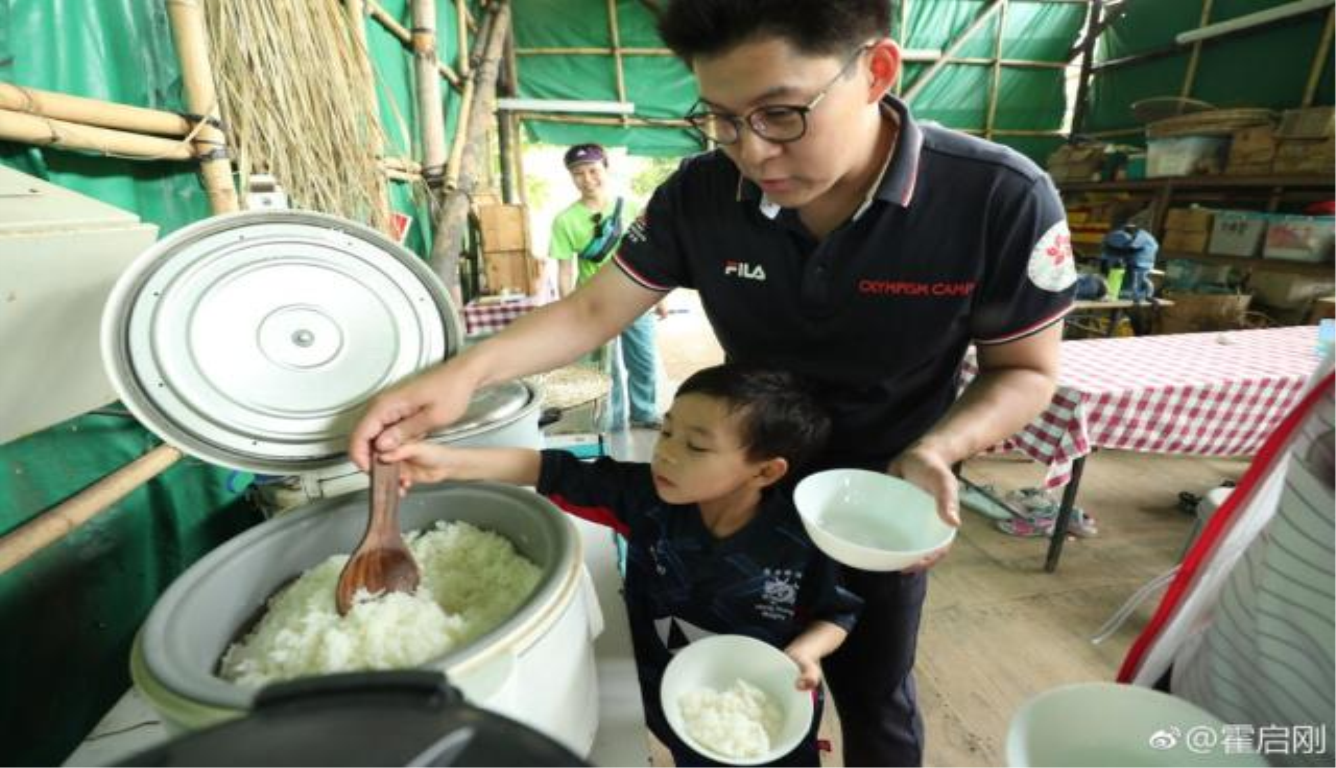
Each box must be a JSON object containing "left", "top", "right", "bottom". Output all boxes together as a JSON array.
[
  {"left": 348, "top": 366, "right": 476, "bottom": 472},
  {"left": 888, "top": 439, "right": 960, "bottom": 573}
]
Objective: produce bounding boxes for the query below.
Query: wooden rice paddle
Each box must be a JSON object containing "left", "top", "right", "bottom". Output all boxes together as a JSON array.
[{"left": 335, "top": 460, "right": 421, "bottom": 616}]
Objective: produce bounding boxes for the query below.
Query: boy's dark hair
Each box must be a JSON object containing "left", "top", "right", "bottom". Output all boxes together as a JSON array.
[
  {"left": 658, "top": 0, "right": 890, "bottom": 63},
  {"left": 675, "top": 364, "right": 831, "bottom": 474}
]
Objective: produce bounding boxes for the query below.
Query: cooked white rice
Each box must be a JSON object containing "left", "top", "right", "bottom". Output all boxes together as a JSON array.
[
  {"left": 680, "top": 679, "right": 783, "bottom": 759},
  {"left": 219, "top": 521, "right": 540, "bottom": 687}
]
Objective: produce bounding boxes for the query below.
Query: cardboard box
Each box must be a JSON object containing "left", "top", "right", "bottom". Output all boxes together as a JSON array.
[
  {"left": 1273, "top": 137, "right": 1336, "bottom": 175},
  {"left": 1047, "top": 143, "right": 1105, "bottom": 182},
  {"left": 1162, "top": 229, "right": 1211, "bottom": 253},
  {"left": 1164, "top": 207, "right": 1214, "bottom": 233},
  {"left": 1276, "top": 106, "right": 1335, "bottom": 139},
  {"left": 1263, "top": 215, "right": 1336, "bottom": 263},
  {"left": 475, "top": 204, "right": 529, "bottom": 252},
  {"left": 1227, "top": 124, "right": 1277, "bottom": 172},
  {"left": 482, "top": 248, "right": 543, "bottom": 295},
  {"left": 1209, "top": 210, "right": 1270, "bottom": 257}
]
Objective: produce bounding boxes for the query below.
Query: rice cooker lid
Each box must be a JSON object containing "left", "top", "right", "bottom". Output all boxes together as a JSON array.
[
  {"left": 438, "top": 380, "right": 533, "bottom": 436},
  {"left": 101, "top": 210, "right": 462, "bottom": 475},
  {"left": 117, "top": 671, "right": 586, "bottom": 766}
]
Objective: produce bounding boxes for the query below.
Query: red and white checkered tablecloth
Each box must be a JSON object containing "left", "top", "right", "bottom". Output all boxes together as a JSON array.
[
  {"left": 461, "top": 295, "right": 547, "bottom": 337},
  {"left": 962, "top": 326, "right": 1322, "bottom": 488}
]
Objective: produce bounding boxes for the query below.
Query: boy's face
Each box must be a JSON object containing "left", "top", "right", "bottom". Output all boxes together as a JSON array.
[
  {"left": 691, "top": 36, "right": 886, "bottom": 210},
  {"left": 650, "top": 393, "right": 777, "bottom": 505},
  {"left": 567, "top": 161, "right": 607, "bottom": 198}
]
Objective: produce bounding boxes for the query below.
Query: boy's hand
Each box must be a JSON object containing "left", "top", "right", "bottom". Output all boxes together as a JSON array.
[
  {"left": 378, "top": 443, "right": 458, "bottom": 492},
  {"left": 784, "top": 644, "right": 824, "bottom": 691}
]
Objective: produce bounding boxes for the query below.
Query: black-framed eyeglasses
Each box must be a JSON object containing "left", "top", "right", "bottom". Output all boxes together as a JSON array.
[{"left": 685, "top": 43, "right": 872, "bottom": 146}]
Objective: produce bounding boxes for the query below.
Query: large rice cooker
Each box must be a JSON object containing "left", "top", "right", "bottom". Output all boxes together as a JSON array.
[{"left": 100, "top": 210, "right": 602, "bottom": 756}]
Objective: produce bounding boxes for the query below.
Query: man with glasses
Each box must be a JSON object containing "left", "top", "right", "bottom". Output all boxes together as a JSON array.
[{"left": 352, "top": 1, "right": 1074, "bottom": 764}]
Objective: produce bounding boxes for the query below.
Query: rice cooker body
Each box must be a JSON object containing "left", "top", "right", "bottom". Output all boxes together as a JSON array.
[{"left": 132, "top": 482, "right": 602, "bottom": 757}]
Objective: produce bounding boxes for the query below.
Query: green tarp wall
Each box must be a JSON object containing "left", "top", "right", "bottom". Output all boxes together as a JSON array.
[{"left": 1086, "top": 0, "right": 1336, "bottom": 137}]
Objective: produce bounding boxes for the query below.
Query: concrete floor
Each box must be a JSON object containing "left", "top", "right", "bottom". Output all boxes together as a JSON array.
[{"left": 620, "top": 292, "right": 1249, "bottom": 766}]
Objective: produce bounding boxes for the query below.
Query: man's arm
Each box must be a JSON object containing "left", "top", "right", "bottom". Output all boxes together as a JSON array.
[
  {"left": 889, "top": 322, "right": 1062, "bottom": 529},
  {"left": 349, "top": 267, "right": 663, "bottom": 469}
]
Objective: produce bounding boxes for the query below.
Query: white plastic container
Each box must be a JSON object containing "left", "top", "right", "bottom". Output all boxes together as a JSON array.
[
  {"left": 1263, "top": 215, "right": 1336, "bottom": 263},
  {"left": 1147, "top": 136, "right": 1229, "bottom": 178},
  {"left": 1209, "top": 210, "right": 1270, "bottom": 257}
]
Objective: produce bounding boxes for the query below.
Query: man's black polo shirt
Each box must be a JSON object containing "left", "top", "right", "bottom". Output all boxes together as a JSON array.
[{"left": 614, "top": 96, "right": 1076, "bottom": 467}]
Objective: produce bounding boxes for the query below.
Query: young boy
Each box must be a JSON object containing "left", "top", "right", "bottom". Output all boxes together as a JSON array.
[{"left": 383, "top": 363, "right": 861, "bottom": 766}]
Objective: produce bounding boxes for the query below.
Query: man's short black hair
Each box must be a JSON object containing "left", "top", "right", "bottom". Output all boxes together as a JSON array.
[
  {"left": 675, "top": 363, "right": 831, "bottom": 474},
  {"left": 658, "top": 0, "right": 890, "bottom": 63}
]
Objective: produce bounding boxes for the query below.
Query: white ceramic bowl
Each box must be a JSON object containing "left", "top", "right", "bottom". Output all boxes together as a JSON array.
[
  {"left": 1007, "top": 682, "right": 1269, "bottom": 767},
  {"left": 660, "top": 634, "right": 814, "bottom": 765},
  {"left": 794, "top": 469, "right": 956, "bottom": 571}
]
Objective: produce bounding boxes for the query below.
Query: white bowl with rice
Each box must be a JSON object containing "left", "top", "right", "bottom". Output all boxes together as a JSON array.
[{"left": 660, "top": 634, "right": 814, "bottom": 765}]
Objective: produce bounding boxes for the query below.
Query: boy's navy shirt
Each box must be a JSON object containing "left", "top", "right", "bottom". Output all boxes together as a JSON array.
[
  {"left": 536, "top": 450, "right": 862, "bottom": 697},
  {"left": 613, "top": 95, "right": 1076, "bottom": 467}
]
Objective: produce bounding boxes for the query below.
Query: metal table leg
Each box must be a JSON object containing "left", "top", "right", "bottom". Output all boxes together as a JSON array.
[{"left": 1044, "top": 455, "right": 1087, "bottom": 572}]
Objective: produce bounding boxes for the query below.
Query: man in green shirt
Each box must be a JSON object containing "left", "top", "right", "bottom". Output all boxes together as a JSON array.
[{"left": 548, "top": 143, "right": 662, "bottom": 431}]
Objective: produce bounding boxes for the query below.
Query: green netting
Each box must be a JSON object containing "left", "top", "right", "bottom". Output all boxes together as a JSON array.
[{"left": 1086, "top": 0, "right": 1335, "bottom": 135}]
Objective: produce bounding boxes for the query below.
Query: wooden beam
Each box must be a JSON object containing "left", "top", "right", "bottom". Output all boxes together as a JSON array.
[
  {"left": 901, "top": 54, "right": 1067, "bottom": 69},
  {"left": 1180, "top": 0, "right": 1215, "bottom": 99},
  {"left": 1303, "top": 7, "right": 1335, "bottom": 106},
  {"left": 904, "top": 0, "right": 1005, "bottom": 102}
]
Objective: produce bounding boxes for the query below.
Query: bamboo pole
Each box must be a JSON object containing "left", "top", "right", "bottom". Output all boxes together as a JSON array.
[
  {"left": 0, "top": 108, "right": 197, "bottom": 160},
  {"left": 902, "top": 54, "right": 1066, "bottom": 69},
  {"left": 904, "top": 0, "right": 1004, "bottom": 102},
  {"left": 167, "top": 0, "right": 238, "bottom": 214},
  {"left": 366, "top": 0, "right": 463, "bottom": 89},
  {"left": 607, "top": 0, "right": 630, "bottom": 127},
  {"left": 0, "top": 446, "right": 183, "bottom": 577},
  {"left": 455, "top": 0, "right": 471, "bottom": 79},
  {"left": 1180, "top": 0, "right": 1214, "bottom": 100},
  {"left": 511, "top": 111, "right": 688, "bottom": 127},
  {"left": 347, "top": 0, "right": 394, "bottom": 232},
  {"left": 498, "top": 20, "right": 523, "bottom": 205},
  {"left": 515, "top": 46, "right": 675, "bottom": 56},
  {"left": 1302, "top": 7, "right": 1335, "bottom": 106},
  {"left": 445, "top": 7, "right": 493, "bottom": 191},
  {"left": 413, "top": 0, "right": 449, "bottom": 185},
  {"left": 1070, "top": 0, "right": 1103, "bottom": 137},
  {"left": 0, "top": 83, "right": 193, "bottom": 137},
  {"left": 985, "top": 0, "right": 1008, "bottom": 140},
  {"left": 895, "top": 0, "right": 910, "bottom": 95},
  {"left": 430, "top": 1, "right": 509, "bottom": 302}
]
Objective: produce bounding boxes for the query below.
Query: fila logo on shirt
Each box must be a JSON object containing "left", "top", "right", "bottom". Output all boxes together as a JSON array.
[{"left": 724, "top": 260, "right": 767, "bottom": 281}]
